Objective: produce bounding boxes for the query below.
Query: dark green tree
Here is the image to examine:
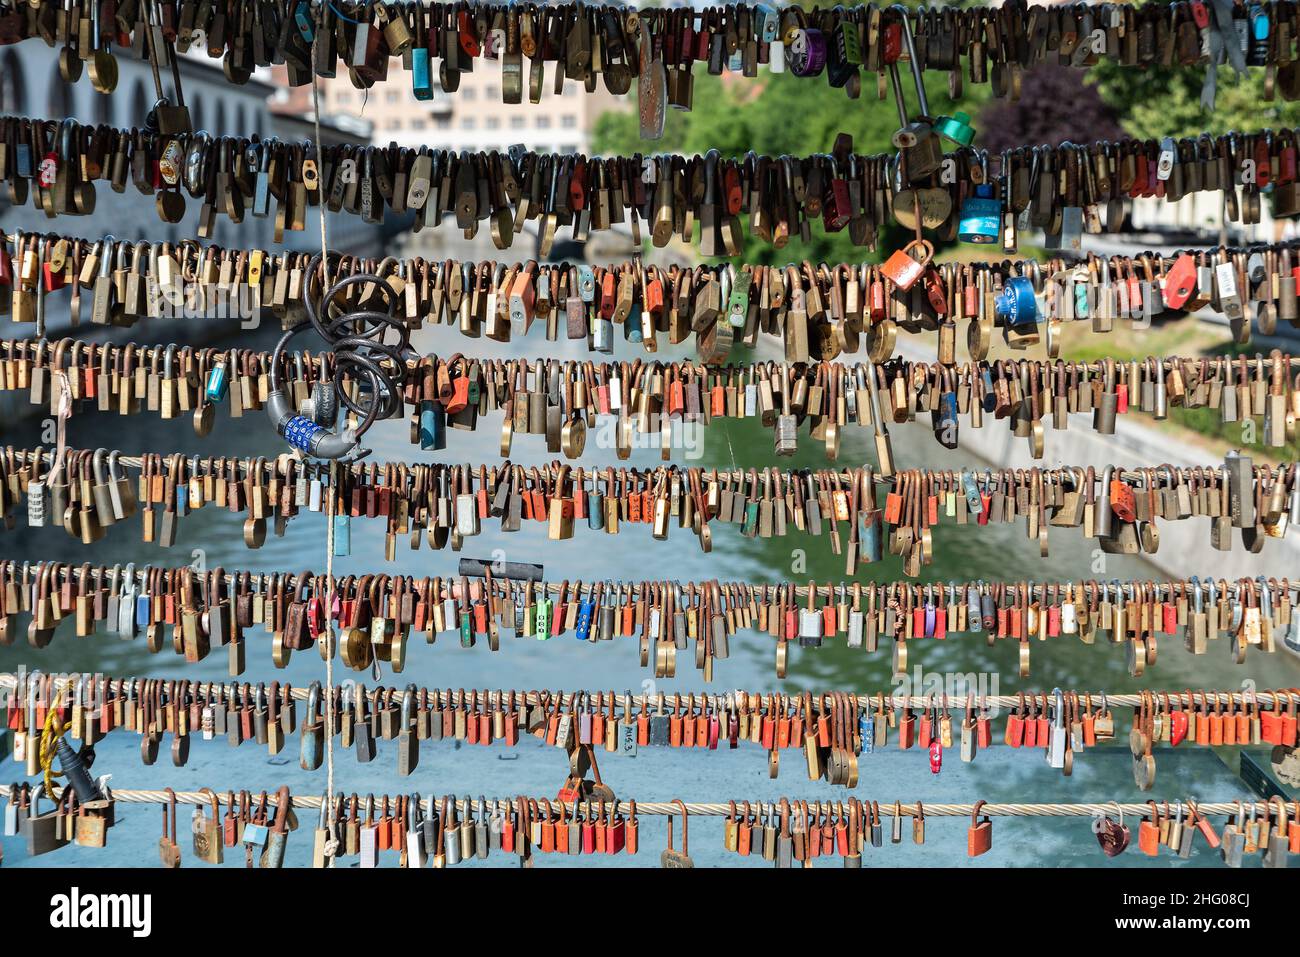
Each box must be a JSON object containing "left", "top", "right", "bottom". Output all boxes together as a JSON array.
[{"left": 978, "top": 64, "right": 1123, "bottom": 155}]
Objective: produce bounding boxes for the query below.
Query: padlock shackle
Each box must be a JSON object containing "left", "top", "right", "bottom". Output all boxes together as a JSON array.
[{"left": 890, "top": 5, "right": 929, "bottom": 117}]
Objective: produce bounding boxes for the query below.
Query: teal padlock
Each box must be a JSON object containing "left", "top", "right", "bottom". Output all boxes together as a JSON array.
[
  {"left": 204, "top": 356, "right": 229, "bottom": 401},
  {"left": 332, "top": 513, "right": 351, "bottom": 556},
  {"left": 957, "top": 184, "right": 1001, "bottom": 244},
  {"left": 935, "top": 111, "right": 975, "bottom": 147}
]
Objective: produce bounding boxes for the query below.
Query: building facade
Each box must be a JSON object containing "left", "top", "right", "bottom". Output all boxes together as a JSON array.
[{"left": 313, "top": 60, "right": 621, "bottom": 155}]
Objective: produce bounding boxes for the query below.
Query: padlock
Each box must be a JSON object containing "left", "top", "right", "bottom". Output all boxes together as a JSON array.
[
  {"left": 935, "top": 111, "right": 976, "bottom": 147},
  {"left": 967, "top": 799, "right": 993, "bottom": 857},
  {"left": 886, "top": 13, "right": 943, "bottom": 179},
  {"left": 958, "top": 175, "right": 1001, "bottom": 245},
  {"left": 881, "top": 239, "right": 934, "bottom": 292},
  {"left": 995, "top": 276, "right": 1038, "bottom": 329}
]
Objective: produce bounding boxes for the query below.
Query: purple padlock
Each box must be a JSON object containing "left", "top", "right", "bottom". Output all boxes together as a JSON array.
[{"left": 788, "top": 27, "right": 827, "bottom": 76}]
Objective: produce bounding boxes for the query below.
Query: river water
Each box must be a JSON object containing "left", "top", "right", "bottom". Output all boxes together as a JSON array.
[{"left": 2, "top": 294, "right": 1295, "bottom": 869}]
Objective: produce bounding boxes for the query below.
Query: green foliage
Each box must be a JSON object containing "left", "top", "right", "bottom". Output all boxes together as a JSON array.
[
  {"left": 1092, "top": 61, "right": 1300, "bottom": 140},
  {"left": 593, "top": 68, "right": 988, "bottom": 265}
]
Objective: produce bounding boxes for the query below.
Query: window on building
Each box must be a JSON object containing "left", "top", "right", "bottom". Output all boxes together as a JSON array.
[
  {"left": 410, "top": 118, "right": 426, "bottom": 130},
  {"left": 510, "top": 116, "right": 525, "bottom": 129},
  {"left": 461, "top": 87, "right": 476, "bottom": 100},
  {"left": 336, "top": 91, "right": 353, "bottom": 105},
  {"left": 561, "top": 114, "right": 577, "bottom": 129},
  {"left": 435, "top": 116, "right": 451, "bottom": 130},
  {"left": 191, "top": 99, "right": 204, "bottom": 132},
  {"left": 460, "top": 117, "right": 476, "bottom": 130},
  {"left": 387, "top": 117, "right": 403, "bottom": 130},
  {"left": 386, "top": 90, "right": 400, "bottom": 103},
  {"left": 535, "top": 116, "right": 551, "bottom": 129},
  {"left": 486, "top": 117, "right": 499, "bottom": 130},
  {"left": 485, "top": 84, "right": 499, "bottom": 100},
  {"left": 558, "top": 144, "right": 579, "bottom": 155},
  {"left": 214, "top": 100, "right": 226, "bottom": 135}
]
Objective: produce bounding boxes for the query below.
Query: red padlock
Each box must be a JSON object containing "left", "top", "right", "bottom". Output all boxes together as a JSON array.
[
  {"left": 881, "top": 239, "right": 934, "bottom": 292},
  {"left": 1169, "top": 708, "right": 1188, "bottom": 747},
  {"left": 823, "top": 175, "right": 852, "bottom": 232},
  {"left": 881, "top": 20, "right": 902, "bottom": 62},
  {"left": 923, "top": 267, "right": 949, "bottom": 315},
  {"left": 1162, "top": 253, "right": 1198, "bottom": 309}
]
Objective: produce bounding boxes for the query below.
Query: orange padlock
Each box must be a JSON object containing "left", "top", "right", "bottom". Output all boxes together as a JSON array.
[
  {"left": 440, "top": 354, "right": 471, "bottom": 414},
  {"left": 1137, "top": 801, "right": 1161, "bottom": 856},
  {"left": 881, "top": 239, "right": 934, "bottom": 291},
  {"left": 1109, "top": 478, "right": 1137, "bottom": 522}
]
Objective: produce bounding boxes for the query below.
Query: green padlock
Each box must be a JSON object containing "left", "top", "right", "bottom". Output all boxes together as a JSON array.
[{"left": 936, "top": 111, "right": 976, "bottom": 147}]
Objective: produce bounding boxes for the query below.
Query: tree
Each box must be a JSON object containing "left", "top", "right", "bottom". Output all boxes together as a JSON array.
[{"left": 978, "top": 64, "right": 1123, "bottom": 155}]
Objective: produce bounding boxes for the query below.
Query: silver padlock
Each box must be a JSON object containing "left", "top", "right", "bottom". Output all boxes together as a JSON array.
[
  {"left": 775, "top": 366, "right": 798, "bottom": 455},
  {"left": 887, "top": 10, "right": 942, "bottom": 180},
  {"left": 1047, "top": 688, "right": 1067, "bottom": 769}
]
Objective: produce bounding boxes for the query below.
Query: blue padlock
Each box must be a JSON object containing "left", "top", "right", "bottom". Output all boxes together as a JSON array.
[
  {"left": 204, "top": 358, "right": 229, "bottom": 402},
  {"left": 935, "top": 389, "right": 959, "bottom": 446},
  {"left": 995, "top": 276, "right": 1038, "bottom": 328},
  {"left": 957, "top": 184, "right": 1001, "bottom": 244},
  {"left": 419, "top": 400, "right": 446, "bottom": 451},
  {"left": 862, "top": 511, "right": 883, "bottom": 563},
  {"left": 576, "top": 598, "right": 595, "bottom": 641},
  {"left": 332, "top": 513, "right": 351, "bottom": 557},
  {"left": 293, "top": 1, "right": 315, "bottom": 40},
  {"left": 625, "top": 303, "right": 644, "bottom": 343},
  {"left": 860, "top": 712, "right": 874, "bottom": 754}
]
